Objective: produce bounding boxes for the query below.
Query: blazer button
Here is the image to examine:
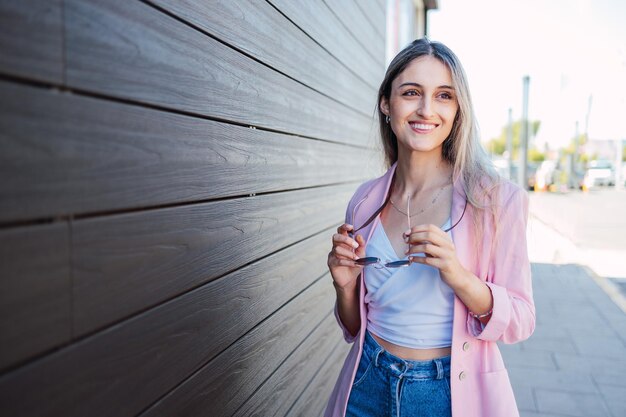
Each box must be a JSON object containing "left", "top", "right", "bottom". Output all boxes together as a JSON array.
[
  {"left": 463, "top": 342, "right": 470, "bottom": 351},
  {"left": 459, "top": 371, "right": 466, "bottom": 381}
]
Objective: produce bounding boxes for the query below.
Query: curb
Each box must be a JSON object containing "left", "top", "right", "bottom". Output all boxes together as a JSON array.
[{"left": 580, "top": 264, "right": 626, "bottom": 314}]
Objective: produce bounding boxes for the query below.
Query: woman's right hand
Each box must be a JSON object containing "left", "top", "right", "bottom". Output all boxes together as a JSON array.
[{"left": 327, "top": 224, "right": 366, "bottom": 290}]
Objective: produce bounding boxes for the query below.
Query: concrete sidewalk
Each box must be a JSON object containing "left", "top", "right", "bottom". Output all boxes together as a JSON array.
[{"left": 500, "top": 263, "right": 626, "bottom": 416}]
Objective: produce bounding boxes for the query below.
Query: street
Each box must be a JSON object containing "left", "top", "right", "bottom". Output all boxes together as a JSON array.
[
  {"left": 498, "top": 187, "right": 626, "bottom": 417},
  {"left": 527, "top": 187, "right": 626, "bottom": 301}
]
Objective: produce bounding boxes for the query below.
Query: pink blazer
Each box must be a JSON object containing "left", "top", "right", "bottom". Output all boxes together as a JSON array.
[{"left": 324, "top": 162, "right": 535, "bottom": 417}]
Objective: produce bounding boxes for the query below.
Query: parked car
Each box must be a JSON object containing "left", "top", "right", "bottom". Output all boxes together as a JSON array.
[
  {"left": 534, "top": 160, "right": 557, "bottom": 191},
  {"left": 583, "top": 160, "right": 615, "bottom": 188},
  {"left": 491, "top": 158, "right": 538, "bottom": 191}
]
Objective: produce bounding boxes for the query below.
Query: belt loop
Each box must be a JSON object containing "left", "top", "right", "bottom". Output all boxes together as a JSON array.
[
  {"left": 399, "top": 359, "right": 409, "bottom": 378},
  {"left": 435, "top": 358, "right": 444, "bottom": 380},
  {"left": 374, "top": 348, "right": 383, "bottom": 367}
]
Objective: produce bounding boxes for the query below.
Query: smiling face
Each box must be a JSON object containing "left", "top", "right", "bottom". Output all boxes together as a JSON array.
[{"left": 380, "top": 56, "right": 459, "bottom": 159}]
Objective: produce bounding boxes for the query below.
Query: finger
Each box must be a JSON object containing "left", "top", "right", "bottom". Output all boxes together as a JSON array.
[
  {"left": 409, "top": 255, "right": 441, "bottom": 268},
  {"left": 332, "top": 233, "right": 359, "bottom": 249},
  {"left": 336, "top": 223, "right": 354, "bottom": 235},
  {"left": 337, "top": 258, "right": 360, "bottom": 268},
  {"left": 406, "top": 242, "right": 445, "bottom": 258},
  {"left": 403, "top": 223, "right": 444, "bottom": 237},
  {"left": 405, "top": 229, "right": 452, "bottom": 247},
  {"left": 333, "top": 245, "right": 359, "bottom": 260},
  {"left": 355, "top": 234, "right": 366, "bottom": 257},
  {"left": 329, "top": 257, "right": 359, "bottom": 268}
]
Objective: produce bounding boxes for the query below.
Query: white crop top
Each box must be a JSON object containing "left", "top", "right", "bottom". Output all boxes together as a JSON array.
[{"left": 364, "top": 219, "right": 455, "bottom": 349}]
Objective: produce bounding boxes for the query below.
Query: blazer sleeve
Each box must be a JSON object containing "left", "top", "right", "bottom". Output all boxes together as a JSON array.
[
  {"left": 468, "top": 186, "right": 536, "bottom": 343},
  {"left": 333, "top": 193, "right": 359, "bottom": 344}
]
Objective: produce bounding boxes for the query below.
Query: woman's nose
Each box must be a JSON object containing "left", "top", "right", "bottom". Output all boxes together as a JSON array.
[{"left": 417, "top": 97, "right": 434, "bottom": 118}]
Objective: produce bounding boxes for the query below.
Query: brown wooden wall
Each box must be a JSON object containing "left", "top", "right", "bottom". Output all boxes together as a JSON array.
[{"left": 0, "top": 0, "right": 385, "bottom": 416}]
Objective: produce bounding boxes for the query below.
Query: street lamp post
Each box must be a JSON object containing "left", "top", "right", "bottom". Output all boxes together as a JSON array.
[{"left": 518, "top": 76, "right": 530, "bottom": 189}]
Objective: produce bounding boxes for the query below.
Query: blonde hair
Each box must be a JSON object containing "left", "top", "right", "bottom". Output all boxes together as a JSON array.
[{"left": 377, "top": 38, "right": 500, "bottom": 218}]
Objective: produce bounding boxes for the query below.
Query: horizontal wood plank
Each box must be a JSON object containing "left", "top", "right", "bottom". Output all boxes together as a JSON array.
[
  {"left": 0, "top": 0, "right": 63, "bottom": 83},
  {"left": 71, "top": 184, "right": 354, "bottom": 336},
  {"left": 0, "top": 231, "right": 335, "bottom": 417},
  {"left": 64, "top": 0, "right": 373, "bottom": 144},
  {"left": 231, "top": 317, "right": 345, "bottom": 417},
  {"left": 0, "top": 222, "right": 71, "bottom": 372},
  {"left": 267, "top": 0, "right": 385, "bottom": 89},
  {"left": 140, "top": 277, "right": 335, "bottom": 417},
  {"left": 355, "top": 0, "right": 387, "bottom": 39},
  {"left": 151, "top": 0, "right": 377, "bottom": 116},
  {"left": 0, "top": 81, "right": 374, "bottom": 223},
  {"left": 324, "top": 0, "right": 385, "bottom": 64},
  {"left": 285, "top": 339, "right": 351, "bottom": 417}
]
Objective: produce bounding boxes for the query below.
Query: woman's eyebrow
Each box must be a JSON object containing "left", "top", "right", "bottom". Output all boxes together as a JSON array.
[{"left": 398, "top": 82, "right": 454, "bottom": 89}]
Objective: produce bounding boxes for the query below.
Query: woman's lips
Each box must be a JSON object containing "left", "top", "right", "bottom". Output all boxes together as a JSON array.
[{"left": 409, "top": 121, "right": 437, "bottom": 133}]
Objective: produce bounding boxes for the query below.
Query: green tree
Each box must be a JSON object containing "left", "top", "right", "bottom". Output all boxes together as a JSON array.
[
  {"left": 528, "top": 148, "right": 545, "bottom": 163},
  {"left": 485, "top": 119, "right": 541, "bottom": 160}
]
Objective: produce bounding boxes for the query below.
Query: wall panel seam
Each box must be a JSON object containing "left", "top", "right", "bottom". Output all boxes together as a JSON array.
[
  {"left": 63, "top": 181, "right": 366, "bottom": 223},
  {"left": 263, "top": 0, "right": 379, "bottom": 91},
  {"left": 228, "top": 311, "right": 335, "bottom": 417},
  {"left": 139, "top": 0, "right": 374, "bottom": 119},
  {"left": 320, "top": 0, "right": 384, "bottom": 66},
  {"left": 61, "top": 0, "right": 67, "bottom": 86},
  {"left": 282, "top": 337, "right": 344, "bottom": 416},
  {"left": 136, "top": 278, "right": 333, "bottom": 416},
  {"left": 25, "top": 226, "right": 339, "bottom": 366},
  {"left": 0, "top": 72, "right": 373, "bottom": 150}
]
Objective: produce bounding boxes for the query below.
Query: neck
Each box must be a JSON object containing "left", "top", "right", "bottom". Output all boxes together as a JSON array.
[{"left": 393, "top": 149, "right": 452, "bottom": 198}]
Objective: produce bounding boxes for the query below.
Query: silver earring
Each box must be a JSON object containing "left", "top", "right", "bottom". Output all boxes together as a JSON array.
[{"left": 385, "top": 115, "right": 390, "bottom": 124}]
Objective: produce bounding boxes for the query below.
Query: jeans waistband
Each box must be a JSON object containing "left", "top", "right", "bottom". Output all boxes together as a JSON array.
[{"left": 363, "top": 329, "right": 451, "bottom": 380}]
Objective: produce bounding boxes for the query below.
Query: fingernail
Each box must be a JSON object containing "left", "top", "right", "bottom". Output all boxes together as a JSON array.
[
  {"left": 351, "top": 242, "right": 359, "bottom": 248},
  {"left": 403, "top": 236, "right": 409, "bottom": 242},
  {"left": 404, "top": 228, "right": 411, "bottom": 235}
]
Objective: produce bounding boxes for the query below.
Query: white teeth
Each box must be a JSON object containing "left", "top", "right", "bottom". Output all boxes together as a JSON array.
[{"left": 410, "top": 123, "right": 435, "bottom": 130}]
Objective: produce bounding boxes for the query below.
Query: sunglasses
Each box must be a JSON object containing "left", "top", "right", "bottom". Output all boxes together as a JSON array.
[{"left": 348, "top": 176, "right": 467, "bottom": 269}]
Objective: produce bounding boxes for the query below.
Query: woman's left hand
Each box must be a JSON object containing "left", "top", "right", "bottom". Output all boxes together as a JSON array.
[{"left": 404, "top": 224, "right": 469, "bottom": 289}]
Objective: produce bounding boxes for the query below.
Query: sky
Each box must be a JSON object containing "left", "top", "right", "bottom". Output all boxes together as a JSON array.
[{"left": 427, "top": 0, "right": 626, "bottom": 150}]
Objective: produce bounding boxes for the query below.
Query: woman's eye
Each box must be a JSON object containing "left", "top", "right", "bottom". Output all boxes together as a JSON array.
[
  {"left": 403, "top": 89, "right": 419, "bottom": 96},
  {"left": 438, "top": 92, "right": 453, "bottom": 100}
]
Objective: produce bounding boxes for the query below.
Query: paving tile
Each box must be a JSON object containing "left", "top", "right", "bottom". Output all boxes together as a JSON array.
[
  {"left": 565, "top": 322, "right": 621, "bottom": 338},
  {"left": 569, "top": 335, "right": 626, "bottom": 359},
  {"left": 530, "top": 326, "right": 570, "bottom": 339},
  {"left": 592, "top": 372, "right": 626, "bottom": 388},
  {"left": 510, "top": 264, "right": 625, "bottom": 417},
  {"left": 596, "top": 384, "right": 626, "bottom": 417},
  {"left": 508, "top": 368, "right": 598, "bottom": 394},
  {"left": 520, "top": 412, "right": 570, "bottom": 417},
  {"left": 534, "top": 389, "right": 611, "bottom": 416},
  {"left": 514, "top": 385, "right": 537, "bottom": 411},
  {"left": 553, "top": 353, "right": 626, "bottom": 374},
  {"left": 503, "top": 349, "right": 557, "bottom": 370},
  {"left": 520, "top": 337, "right": 578, "bottom": 355}
]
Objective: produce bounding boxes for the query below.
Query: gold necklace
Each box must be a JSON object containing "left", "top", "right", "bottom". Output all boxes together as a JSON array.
[{"left": 389, "top": 182, "right": 451, "bottom": 217}]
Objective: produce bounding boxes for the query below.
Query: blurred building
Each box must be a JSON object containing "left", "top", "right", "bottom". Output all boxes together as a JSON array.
[{"left": 386, "top": 0, "right": 439, "bottom": 64}]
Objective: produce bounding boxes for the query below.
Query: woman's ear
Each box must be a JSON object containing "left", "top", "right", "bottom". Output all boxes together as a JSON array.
[{"left": 379, "top": 97, "right": 389, "bottom": 116}]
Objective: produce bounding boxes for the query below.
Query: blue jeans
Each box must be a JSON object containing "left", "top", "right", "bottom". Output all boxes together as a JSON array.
[{"left": 346, "top": 330, "right": 452, "bottom": 417}]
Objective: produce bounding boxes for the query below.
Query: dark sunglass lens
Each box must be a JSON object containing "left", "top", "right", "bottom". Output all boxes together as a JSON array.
[
  {"left": 385, "top": 260, "right": 411, "bottom": 268},
  {"left": 355, "top": 257, "right": 380, "bottom": 266}
]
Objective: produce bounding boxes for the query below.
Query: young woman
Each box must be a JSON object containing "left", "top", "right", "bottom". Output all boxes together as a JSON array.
[{"left": 324, "top": 39, "right": 535, "bottom": 417}]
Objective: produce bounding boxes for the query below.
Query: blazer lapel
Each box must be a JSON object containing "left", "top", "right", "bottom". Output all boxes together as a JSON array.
[{"left": 353, "top": 162, "right": 397, "bottom": 244}]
